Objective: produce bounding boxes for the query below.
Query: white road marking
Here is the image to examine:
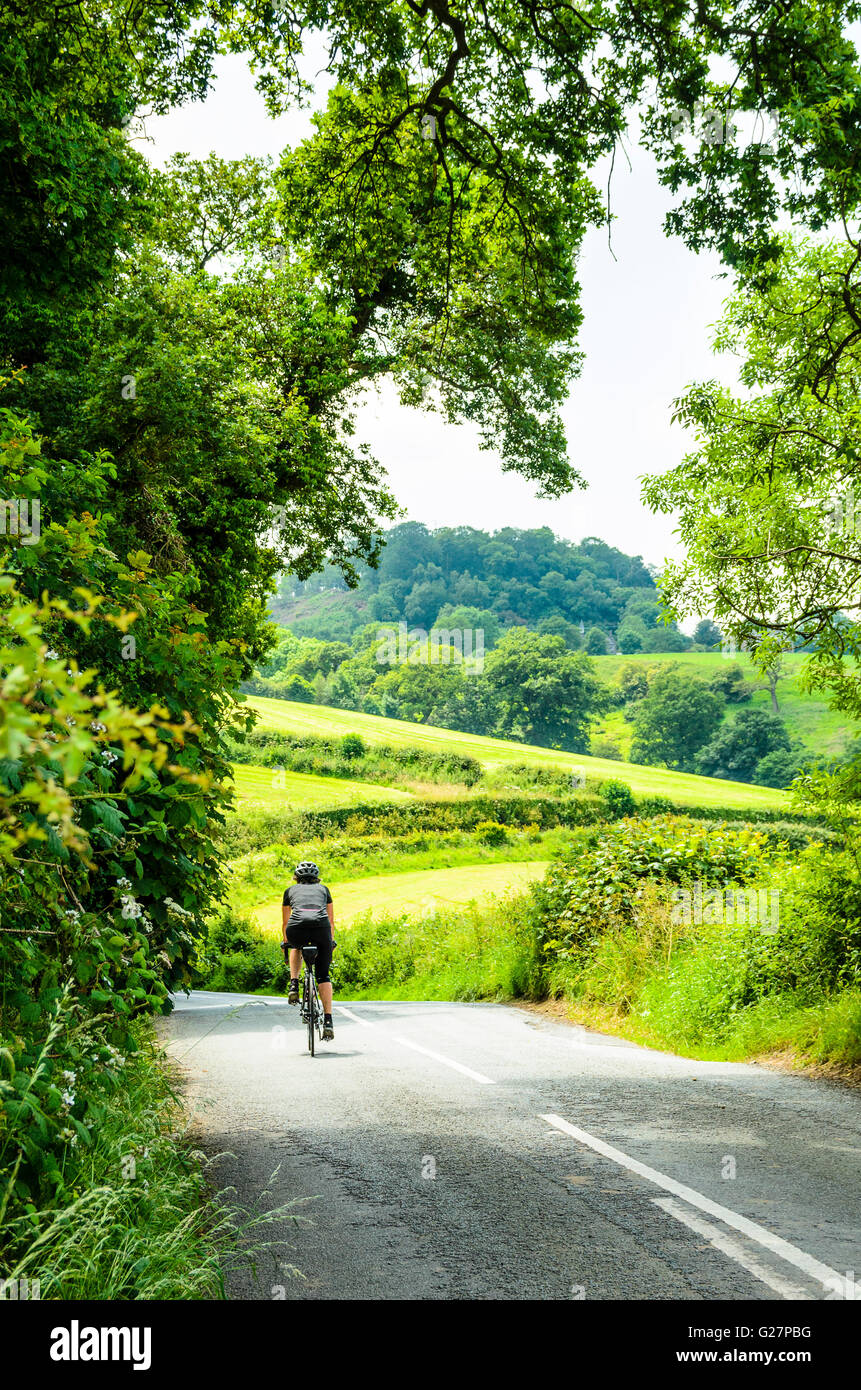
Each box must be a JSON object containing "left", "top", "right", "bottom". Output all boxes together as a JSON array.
[
  {"left": 388, "top": 1034, "right": 495, "bottom": 1085},
  {"left": 173, "top": 1001, "right": 271, "bottom": 1010},
  {"left": 337, "top": 1006, "right": 374, "bottom": 1028},
  {"left": 541, "top": 1113, "right": 851, "bottom": 1297},
  {"left": 337, "top": 1006, "right": 495, "bottom": 1083},
  {"left": 653, "top": 1197, "right": 813, "bottom": 1300}
]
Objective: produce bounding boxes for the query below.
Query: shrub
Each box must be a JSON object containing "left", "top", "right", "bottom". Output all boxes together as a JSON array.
[
  {"left": 475, "top": 820, "right": 510, "bottom": 846},
  {"left": 755, "top": 750, "right": 803, "bottom": 789},
  {"left": 590, "top": 737, "right": 624, "bottom": 760},
  {"left": 206, "top": 908, "right": 260, "bottom": 957},
  {"left": 637, "top": 794, "right": 675, "bottom": 815},
  {"left": 533, "top": 816, "right": 775, "bottom": 968},
  {"left": 340, "top": 732, "right": 365, "bottom": 759},
  {"left": 599, "top": 779, "right": 636, "bottom": 818}
]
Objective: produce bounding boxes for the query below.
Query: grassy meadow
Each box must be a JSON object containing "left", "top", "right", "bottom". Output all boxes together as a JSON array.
[
  {"left": 241, "top": 696, "right": 788, "bottom": 811},
  {"left": 229, "top": 762, "right": 415, "bottom": 810},
  {"left": 249, "top": 860, "right": 550, "bottom": 933}
]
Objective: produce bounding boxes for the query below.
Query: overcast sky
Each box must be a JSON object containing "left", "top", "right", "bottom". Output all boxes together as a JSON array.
[{"left": 142, "top": 51, "right": 741, "bottom": 575}]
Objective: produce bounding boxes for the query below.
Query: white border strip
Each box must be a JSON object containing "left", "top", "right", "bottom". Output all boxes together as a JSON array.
[
  {"left": 541, "top": 1113, "right": 847, "bottom": 1296},
  {"left": 653, "top": 1197, "right": 813, "bottom": 1300}
]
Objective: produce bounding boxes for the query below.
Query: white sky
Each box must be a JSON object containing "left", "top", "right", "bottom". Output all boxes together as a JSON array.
[{"left": 142, "top": 51, "right": 741, "bottom": 575}]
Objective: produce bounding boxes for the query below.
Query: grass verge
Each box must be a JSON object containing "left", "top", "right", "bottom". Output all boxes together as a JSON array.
[{"left": 0, "top": 1021, "right": 304, "bottom": 1299}]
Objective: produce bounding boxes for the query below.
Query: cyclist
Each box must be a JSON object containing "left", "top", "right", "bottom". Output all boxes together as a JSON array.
[{"left": 282, "top": 861, "right": 336, "bottom": 1041}]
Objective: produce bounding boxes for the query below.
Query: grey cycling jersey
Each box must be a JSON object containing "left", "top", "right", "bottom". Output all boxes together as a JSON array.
[{"left": 283, "top": 882, "right": 332, "bottom": 925}]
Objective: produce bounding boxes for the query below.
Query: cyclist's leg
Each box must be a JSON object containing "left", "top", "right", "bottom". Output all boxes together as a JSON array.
[
  {"left": 313, "top": 929, "right": 334, "bottom": 1031},
  {"left": 283, "top": 931, "right": 302, "bottom": 1002}
]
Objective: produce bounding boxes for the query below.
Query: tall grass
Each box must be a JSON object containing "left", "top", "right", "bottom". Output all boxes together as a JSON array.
[
  {"left": 0, "top": 1024, "right": 305, "bottom": 1299},
  {"left": 334, "top": 894, "right": 546, "bottom": 1001}
]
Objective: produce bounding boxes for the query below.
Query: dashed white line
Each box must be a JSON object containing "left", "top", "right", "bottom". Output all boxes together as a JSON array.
[
  {"left": 541, "top": 1112, "right": 849, "bottom": 1296},
  {"left": 337, "top": 1006, "right": 374, "bottom": 1028},
  {"left": 388, "top": 1034, "right": 495, "bottom": 1084},
  {"left": 337, "top": 1006, "right": 495, "bottom": 1083}
]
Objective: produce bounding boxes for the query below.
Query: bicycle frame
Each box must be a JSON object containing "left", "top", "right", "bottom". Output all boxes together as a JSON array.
[{"left": 299, "top": 945, "right": 325, "bottom": 1055}]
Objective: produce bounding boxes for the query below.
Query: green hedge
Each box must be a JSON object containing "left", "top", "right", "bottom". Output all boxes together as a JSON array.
[
  {"left": 219, "top": 787, "right": 831, "bottom": 858},
  {"left": 217, "top": 793, "right": 606, "bottom": 855},
  {"left": 226, "top": 728, "right": 483, "bottom": 785}
]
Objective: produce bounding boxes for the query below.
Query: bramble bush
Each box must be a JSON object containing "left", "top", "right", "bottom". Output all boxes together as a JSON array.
[
  {"left": 528, "top": 813, "right": 861, "bottom": 1057},
  {"left": 533, "top": 815, "right": 777, "bottom": 970}
]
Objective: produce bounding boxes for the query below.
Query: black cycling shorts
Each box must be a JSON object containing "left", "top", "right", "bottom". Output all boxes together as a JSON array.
[{"left": 284, "top": 921, "right": 333, "bottom": 983}]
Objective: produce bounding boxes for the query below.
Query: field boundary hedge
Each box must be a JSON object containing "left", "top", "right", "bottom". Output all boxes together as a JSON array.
[{"left": 218, "top": 789, "right": 831, "bottom": 856}]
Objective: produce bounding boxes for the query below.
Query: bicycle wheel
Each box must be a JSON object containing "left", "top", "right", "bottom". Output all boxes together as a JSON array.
[
  {"left": 315, "top": 990, "right": 325, "bottom": 1041},
  {"left": 307, "top": 970, "right": 315, "bottom": 1056}
]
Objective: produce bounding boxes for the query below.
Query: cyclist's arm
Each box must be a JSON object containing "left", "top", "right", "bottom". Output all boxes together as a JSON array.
[
  {"left": 281, "top": 903, "right": 291, "bottom": 943},
  {"left": 326, "top": 901, "right": 335, "bottom": 942}
]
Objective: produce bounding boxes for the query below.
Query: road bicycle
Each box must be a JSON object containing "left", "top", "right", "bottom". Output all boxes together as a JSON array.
[{"left": 298, "top": 944, "right": 325, "bottom": 1055}]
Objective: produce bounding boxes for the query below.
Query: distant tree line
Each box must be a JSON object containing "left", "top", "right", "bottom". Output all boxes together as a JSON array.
[
  {"left": 273, "top": 523, "right": 700, "bottom": 654},
  {"left": 246, "top": 624, "right": 610, "bottom": 753}
]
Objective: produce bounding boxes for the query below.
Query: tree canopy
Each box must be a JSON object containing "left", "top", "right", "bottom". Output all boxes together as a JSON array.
[
  {"left": 276, "top": 522, "right": 669, "bottom": 646},
  {"left": 643, "top": 235, "right": 861, "bottom": 719}
]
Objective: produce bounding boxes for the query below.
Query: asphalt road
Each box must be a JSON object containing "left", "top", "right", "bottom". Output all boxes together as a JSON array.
[{"left": 160, "top": 993, "right": 861, "bottom": 1301}]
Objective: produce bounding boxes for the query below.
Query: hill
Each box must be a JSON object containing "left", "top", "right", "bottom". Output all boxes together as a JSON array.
[
  {"left": 587, "top": 652, "right": 857, "bottom": 761},
  {"left": 268, "top": 522, "right": 684, "bottom": 653},
  {"left": 243, "top": 696, "right": 789, "bottom": 811}
]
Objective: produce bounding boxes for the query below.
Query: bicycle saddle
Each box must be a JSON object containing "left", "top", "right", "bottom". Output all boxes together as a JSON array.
[{"left": 301, "top": 944, "right": 319, "bottom": 964}]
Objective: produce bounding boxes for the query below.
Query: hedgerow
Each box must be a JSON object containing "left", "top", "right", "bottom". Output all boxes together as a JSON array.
[
  {"left": 225, "top": 728, "right": 483, "bottom": 787},
  {"left": 0, "top": 409, "right": 250, "bottom": 1273}
]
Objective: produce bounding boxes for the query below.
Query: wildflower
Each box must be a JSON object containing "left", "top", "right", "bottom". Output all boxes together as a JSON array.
[
  {"left": 45, "top": 648, "right": 59, "bottom": 660},
  {"left": 101, "top": 749, "right": 118, "bottom": 765},
  {"left": 116, "top": 877, "right": 133, "bottom": 891}
]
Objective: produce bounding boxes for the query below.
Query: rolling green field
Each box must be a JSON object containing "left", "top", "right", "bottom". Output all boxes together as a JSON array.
[
  {"left": 590, "top": 651, "right": 856, "bottom": 759},
  {"left": 250, "top": 860, "right": 549, "bottom": 933},
  {"left": 242, "top": 696, "right": 788, "bottom": 811},
  {"left": 229, "top": 763, "right": 414, "bottom": 811}
]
